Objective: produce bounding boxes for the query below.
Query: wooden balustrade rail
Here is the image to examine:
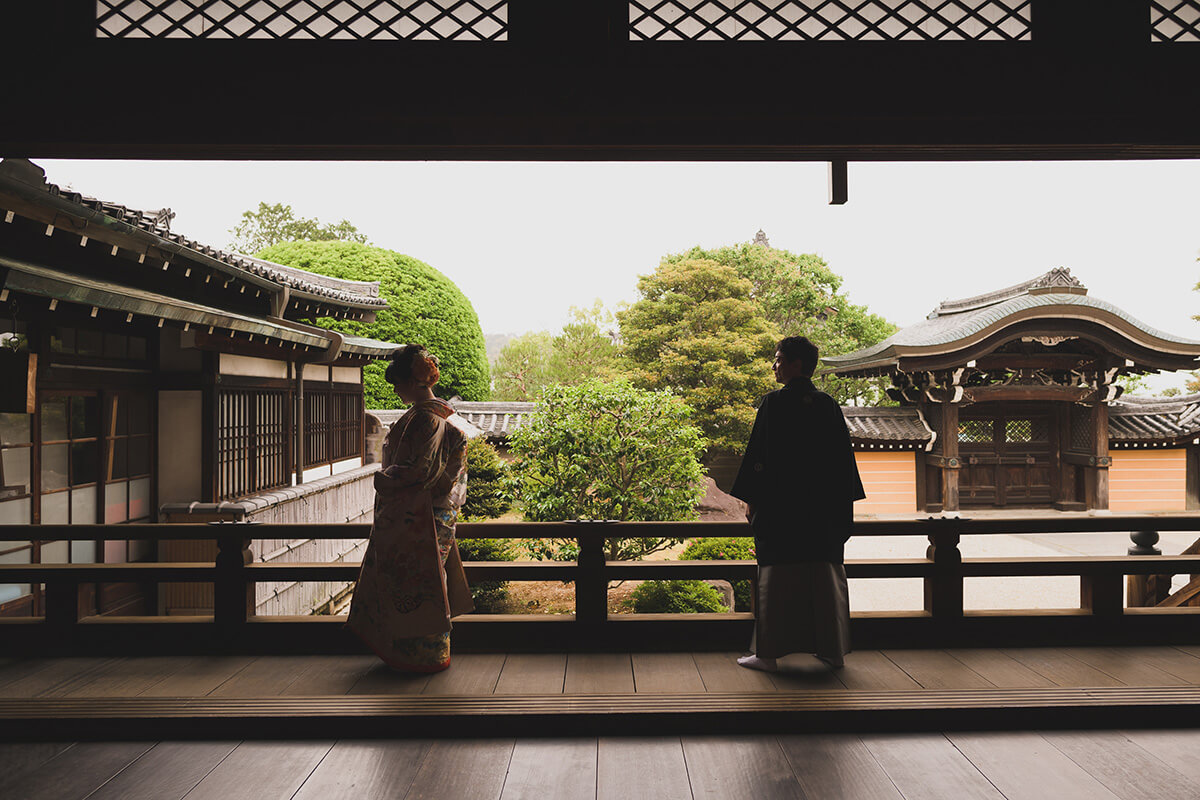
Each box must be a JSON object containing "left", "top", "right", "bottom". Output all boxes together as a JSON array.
[{"left": 1, "top": 514, "right": 1199, "bottom": 653}]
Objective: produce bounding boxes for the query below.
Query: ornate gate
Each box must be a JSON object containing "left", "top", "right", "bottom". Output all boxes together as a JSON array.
[{"left": 958, "top": 407, "right": 1053, "bottom": 507}]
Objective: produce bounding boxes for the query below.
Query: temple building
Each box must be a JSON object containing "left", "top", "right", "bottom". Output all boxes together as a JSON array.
[
  {"left": 826, "top": 268, "right": 1200, "bottom": 513},
  {"left": 0, "top": 159, "right": 397, "bottom": 617}
]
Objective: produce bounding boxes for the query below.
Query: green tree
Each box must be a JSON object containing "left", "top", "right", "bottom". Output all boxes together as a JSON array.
[
  {"left": 255, "top": 240, "right": 490, "bottom": 406},
  {"left": 460, "top": 437, "right": 512, "bottom": 521},
  {"left": 664, "top": 242, "right": 897, "bottom": 405},
  {"left": 618, "top": 258, "right": 779, "bottom": 454},
  {"left": 626, "top": 580, "right": 728, "bottom": 613},
  {"left": 491, "top": 302, "right": 624, "bottom": 401},
  {"left": 510, "top": 379, "right": 707, "bottom": 561},
  {"left": 229, "top": 202, "right": 369, "bottom": 253}
]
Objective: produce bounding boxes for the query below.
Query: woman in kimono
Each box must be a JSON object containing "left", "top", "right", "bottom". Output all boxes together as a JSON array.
[
  {"left": 730, "top": 336, "right": 865, "bottom": 671},
  {"left": 348, "top": 344, "right": 474, "bottom": 672}
]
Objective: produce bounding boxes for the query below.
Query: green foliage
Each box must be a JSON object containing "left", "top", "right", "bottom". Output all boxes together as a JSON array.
[
  {"left": 680, "top": 537, "right": 755, "bottom": 611},
  {"left": 492, "top": 302, "right": 624, "bottom": 401},
  {"left": 229, "top": 202, "right": 369, "bottom": 254},
  {"left": 460, "top": 438, "right": 512, "bottom": 521},
  {"left": 455, "top": 537, "right": 515, "bottom": 613},
  {"left": 510, "top": 379, "right": 707, "bottom": 561},
  {"left": 663, "top": 243, "right": 897, "bottom": 406},
  {"left": 618, "top": 258, "right": 779, "bottom": 454},
  {"left": 626, "top": 579, "right": 728, "bottom": 613},
  {"left": 1116, "top": 373, "right": 1151, "bottom": 396},
  {"left": 254, "top": 240, "right": 490, "bottom": 406}
]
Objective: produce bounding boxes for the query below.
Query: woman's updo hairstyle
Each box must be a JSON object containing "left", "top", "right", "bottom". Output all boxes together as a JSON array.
[{"left": 385, "top": 344, "right": 440, "bottom": 388}]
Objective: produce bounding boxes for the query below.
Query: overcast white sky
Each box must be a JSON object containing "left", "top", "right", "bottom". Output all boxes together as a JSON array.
[{"left": 39, "top": 159, "right": 1200, "bottom": 391}]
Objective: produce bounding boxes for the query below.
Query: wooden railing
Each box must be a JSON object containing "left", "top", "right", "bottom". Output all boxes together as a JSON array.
[{"left": 1, "top": 514, "right": 1199, "bottom": 654}]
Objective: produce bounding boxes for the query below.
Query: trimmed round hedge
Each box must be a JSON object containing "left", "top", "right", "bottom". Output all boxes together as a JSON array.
[
  {"left": 255, "top": 240, "right": 490, "bottom": 407},
  {"left": 626, "top": 579, "right": 728, "bottom": 614}
]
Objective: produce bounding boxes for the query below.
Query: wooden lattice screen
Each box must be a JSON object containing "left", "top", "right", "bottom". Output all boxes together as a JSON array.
[
  {"left": 217, "top": 389, "right": 289, "bottom": 502},
  {"left": 628, "top": 0, "right": 1032, "bottom": 40},
  {"left": 1151, "top": 1, "right": 1200, "bottom": 42},
  {"left": 96, "top": 0, "right": 508, "bottom": 40},
  {"left": 304, "top": 388, "right": 363, "bottom": 469}
]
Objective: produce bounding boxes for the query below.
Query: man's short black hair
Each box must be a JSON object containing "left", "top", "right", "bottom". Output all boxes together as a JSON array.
[{"left": 777, "top": 336, "right": 819, "bottom": 377}]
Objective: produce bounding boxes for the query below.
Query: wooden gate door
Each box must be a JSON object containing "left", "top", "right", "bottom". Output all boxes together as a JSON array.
[{"left": 958, "top": 408, "right": 1053, "bottom": 507}]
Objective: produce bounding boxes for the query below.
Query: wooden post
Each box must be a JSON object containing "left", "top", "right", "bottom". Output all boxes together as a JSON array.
[
  {"left": 941, "top": 404, "right": 960, "bottom": 512},
  {"left": 44, "top": 579, "right": 79, "bottom": 627},
  {"left": 214, "top": 528, "right": 254, "bottom": 628},
  {"left": 1127, "top": 529, "right": 1170, "bottom": 607},
  {"left": 1081, "top": 573, "right": 1123, "bottom": 617},
  {"left": 1085, "top": 402, "right": 1109, "bottom": 510},
  {"left": 923, "top": 519, "right": 963, "bottom": 619},
  {"left": 573, "top": 522, "right": 608, "bottom": 624}
]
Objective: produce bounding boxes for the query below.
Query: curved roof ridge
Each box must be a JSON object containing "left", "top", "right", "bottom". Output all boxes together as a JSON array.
[
  {"left": 236, "top": 254, "right": 381, "bottom": 299},
  {"left": 932, "top": 267, "right": 1086, "bottom": 317}
]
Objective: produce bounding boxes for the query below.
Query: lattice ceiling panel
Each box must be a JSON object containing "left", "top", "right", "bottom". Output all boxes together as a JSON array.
[
  {"left": 629, "top": 0, "right": 1031, "bottom": 41},
  {"left": 96, "top": 0, "right": 508, "bottom": 40},
  {"left": 1152, "top": 1, "right": 1200, "bottom": 42}
]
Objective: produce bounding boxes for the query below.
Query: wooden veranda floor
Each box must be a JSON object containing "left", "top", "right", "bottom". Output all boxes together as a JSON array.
[{"left": 4, "top": 648, "right": 1200, "bottom": 798}]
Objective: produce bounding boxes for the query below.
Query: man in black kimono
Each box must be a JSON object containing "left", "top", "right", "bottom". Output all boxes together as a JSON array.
[{"left": 730, "top": 336, "right": 865, "bottom": 671}]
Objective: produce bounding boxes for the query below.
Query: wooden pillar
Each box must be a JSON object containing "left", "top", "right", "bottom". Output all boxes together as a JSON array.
[
  {"left": 941, "top": 403, "right": 960, "bottom": 512},
  {"left": 573, "top": 522, "right": 608, "bottom": 624},
  {"left": 924, "top": 520, "right": 963, "bottom": 618},
  {"left": 215, "top": 531, "right": 254, "bottom": 629},
  {"left": 1085, "top": 402, "right": 1109, "bottom": 510}
]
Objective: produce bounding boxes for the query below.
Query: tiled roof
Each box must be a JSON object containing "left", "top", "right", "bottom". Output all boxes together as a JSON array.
[
  {"left": 842, "top": 407, "right": 931, "bottom": 444},
  {"left": 1109, "top": 393, "right": 1200, "bottom": 444},
  {"left": 0, "top": 160, "right": 386, "bottom": 311},
  {"left": 825, "top": 268, "right": 1200, "bottom": 373},
  {"left": 451, "top": 401, "right": 537, "bottom": 440}
]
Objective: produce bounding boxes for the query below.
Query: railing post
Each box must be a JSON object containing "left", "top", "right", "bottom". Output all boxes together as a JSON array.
[
  {"left": 573, "top": 521, "right": 608, "bottom": 624},
  {"left": 1127, "top": 529, "right": 1169, "bottom": 607},
  {"left": 924, "top": 518, "right": 963, "bottom": 619},
  {"left": 44, "top": 579, "right": 78, "bottom": 628},
  {"left": 1081, "top": 573, "right": 1124, "bottom": 617},
  {"left": 214, "top": 522, "right": 255, "bottom": 628}
]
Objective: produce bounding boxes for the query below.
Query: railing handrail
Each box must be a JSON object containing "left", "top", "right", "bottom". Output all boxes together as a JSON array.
[{"left": 2, "top": 513, "right": 1199, "bottom": 542}]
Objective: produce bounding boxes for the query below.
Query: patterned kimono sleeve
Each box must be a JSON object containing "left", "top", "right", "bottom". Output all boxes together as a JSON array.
[{"left": 376, "top": 409, "right": 446, "bottom": 496}]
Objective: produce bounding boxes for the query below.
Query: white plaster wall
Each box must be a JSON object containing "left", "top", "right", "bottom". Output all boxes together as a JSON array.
[
  {"left": 332, "top": 366, "right": 360, "bottom": 384},
  {"left": 332, "top": 456, "right": 363, "bottom": 475},
  {"left": 219, "top": 353, "right": 288, "bottom": 379},
  {"left": 301, "top": 464, "right": 332, "bottom": 483},
  {"left": 157, "top": 390, "right": 202, "bottom": 504}
]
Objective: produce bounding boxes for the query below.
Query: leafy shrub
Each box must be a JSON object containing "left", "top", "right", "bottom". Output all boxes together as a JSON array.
[
  {"left": 254, "top": 240, "right": 490, "bottom": 406},
  {"left": 626, "top": 579, "right": 728, "bottom": 614},
  {"left": 456, "top": 537, "right": 515, "bottom": 613},
  {"left": 461, "top": 438, "right": 511, "bottom": 521},
  {"left": 680, "top": 537, "right": 755, "bottom": 612}
]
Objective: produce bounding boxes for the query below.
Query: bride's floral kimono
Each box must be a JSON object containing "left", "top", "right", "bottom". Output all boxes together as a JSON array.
[{"left": 348, "top": 397, "right": 474, "bottom": 671}]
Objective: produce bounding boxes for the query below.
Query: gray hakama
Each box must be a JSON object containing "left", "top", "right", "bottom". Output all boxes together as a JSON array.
[{"left": 751, "top": 562, "right": 851, "bottom": 663}]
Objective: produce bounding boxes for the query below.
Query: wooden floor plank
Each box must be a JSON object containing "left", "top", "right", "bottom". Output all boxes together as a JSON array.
[
  {"left": 862, "top": 733, "right": 1005, "bottom": 800},
  {"left": 208, "top": 656, "right": 315, "bottom": 697},
  {"left": 693, "top": 652, "right": 777, "bottom": 692},
  {"left": 1120, "top": 729, "right": 1200, "bottom": 784},
  {"left": 494, "top": 654, "right": 566, "bottom": 695},
  {"left": 348, "top": 663, "right": 432, "bottom": 695},
  {"left": 883, "top": 650, "right": 995, "bottom": 689},
  {"left": 945, "top": 649, "right": 1057, "bottom": 688},
  {"left": 420, "top": 653, "right": 505, "bottom": 696},
  {"left": 0, "top": 657, "right": 114, "bottom": 698},
  {"left": 564, "top": 652, "right": 635, "bottom": 694},
  {"left": 631, "top": 652, "right": 705, "bottom": 693},
  {"left": 597, "top": 737, "right": 692, "bottom": 800},
  {"left": 1129, "top": 647, "right": 1200, "bottom": 683},
  {"left": 0, "top": 659, "right": 67, "bottom": 692},
  {"left": 292, "top": 740, "right": 431, "bottom": 800},
  {"left": 835, "top": 651, "right": 922, "bottom": 690},
  {"left": 1000, "top": 648, "right": 1126, "bottom": 687},
  {"left": 0, "top": 742, "right": 75, "bottom": 793},
  {"left": 683, "top": 736, "right": 805, "bottom": 799},
  {"left": 948, "top": 732, "right": 1123, "bottom": 800},
  {"left": 137, "top": 656, "right": 254, "bottom": 698},
  {"left": 403, "top": 739, "right": 514, "bottom": 800},
  {"left": 1042, "top": 730, "right": 1200, "bottom": 800},
  {"left": 499, "top": 739, "right": 597, "bottom": 800},
  {"left": 280, "top": 656, "right": 378, "bottom": 696},
  {"left": 0, "top": 741, "right": 155, "bottom": 800},
  {"left": 778, "top": 733, "right": 903, "bottom": 799},
  {"left": 765, "top": 660, "right": 847, "bottom": 691},
  {"left": 182, "top": 741, "right": 335, "bottom": 800},
  {"left": 1060, "top": 647, "right": 1190, "bottom": 686},
  {"left": 55, "top": 657, "right": 198, "bottom": 698},
  {"left": 85, "top": 741, "right": 239, "bottom": 800}
]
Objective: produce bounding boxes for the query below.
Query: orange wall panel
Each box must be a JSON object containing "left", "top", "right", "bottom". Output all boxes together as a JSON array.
[
  {"left": 1109, "top": 449, "right": 1187, "bottom": 512},
  {"left": 854, "top": 451, "right": 917, "bottom": 514}
]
